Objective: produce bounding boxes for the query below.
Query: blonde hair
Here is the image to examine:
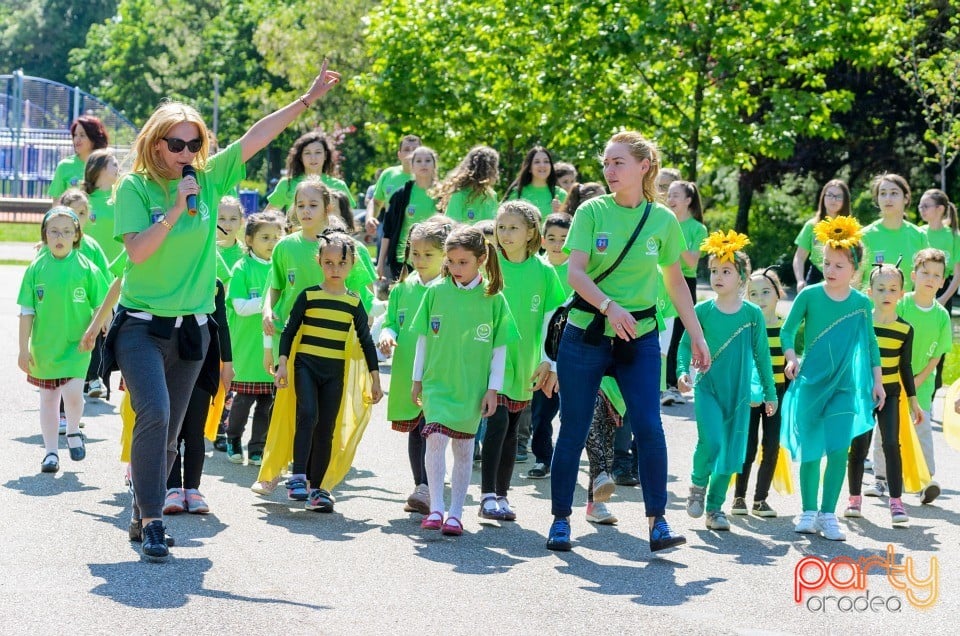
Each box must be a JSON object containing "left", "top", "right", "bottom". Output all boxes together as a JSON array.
[
  {"left": 496, "top": 200, "right": 542, "bottom": 258},
  {"left": 608, "top": 131, "right": 660, "bottom": 202},
  {"left": 59, "top": 188, "right": 90, "bottom": 215},
  {"left": 133, "top": 101, "right": 209, "bottom": 184},
  {"left": 289, "top": 177, "right": 332, "bottom": 229}
]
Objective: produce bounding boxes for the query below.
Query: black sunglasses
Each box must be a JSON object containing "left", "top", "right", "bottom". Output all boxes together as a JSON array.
[{"left": 162, "top": 137, "right": 203, "bottom": 153}]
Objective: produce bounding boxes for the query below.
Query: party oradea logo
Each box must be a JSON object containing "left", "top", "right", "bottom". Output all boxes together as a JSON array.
[{"left": 794, "top": 544, "right": 938, "bottom": 613}]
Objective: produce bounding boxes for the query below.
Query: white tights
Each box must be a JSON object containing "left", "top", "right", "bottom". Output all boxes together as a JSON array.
[
  {"left": 425, "top": 432, "right": 474, "bottom": 521},
  {"left": 38, "top": 379, "right": 84, "bottom": 454}
]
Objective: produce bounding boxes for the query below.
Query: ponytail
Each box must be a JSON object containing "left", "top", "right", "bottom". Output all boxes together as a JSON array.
[{"left": 483, "top": 241, "right": 503, "bottom": 295}]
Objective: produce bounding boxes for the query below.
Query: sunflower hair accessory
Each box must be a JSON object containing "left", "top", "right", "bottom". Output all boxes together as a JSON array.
[
  {"left": 813, "top": 215, "right": 862, "bottom": 250},
  {"left": 700, "top": 230, "right": 751, "bottom": 264}
]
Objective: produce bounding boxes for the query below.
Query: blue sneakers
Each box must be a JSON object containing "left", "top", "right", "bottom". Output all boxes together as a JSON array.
[
  {"left": 546, "top": 517, "right": 572, "bottom": 551},
  {"left": 287, "top": 476, "right": 309, "bottom": 501},
  {"left": 649, "top": 516, "right": 686, "bottom": 552}
]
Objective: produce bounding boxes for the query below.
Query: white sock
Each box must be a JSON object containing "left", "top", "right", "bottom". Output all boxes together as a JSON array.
[
  {"left": 38, "top": 388, "right": 61, "bottom": 454},
  {"left": 448, "top": 437, "right": 474, "bottom": 520},
  {"left": 425, "top": 433, "right": 448, "bottom": 514},
  {"left": 62, "top": 379, "right": 84, "bottom": 444}
]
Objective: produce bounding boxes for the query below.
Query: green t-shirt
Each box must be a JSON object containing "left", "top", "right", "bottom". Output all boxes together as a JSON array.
[
  {"left": 219, "top": 241, "right": 245, "bottom": 272},
  {"left": 897, "top": 293, "right": 953, "bottom": 411},
  {"left": 564, "top": 195, "right": 683, "bottom": 338},
  {"left": 373, "top": 165, "right": 413, "bottom": 208},
  {"left": 114, "top": 141, "right": 245, "bottom": 316},
  {"left": 109, "top": 250, "right": 128, "bottom": 279},
  {"left": 383, "top": 272, "right": 435, "bottom": 421},
  {"left": 794, "top": 218, "right": 826, "bottom": 271},
  {"left": 394, "top": 184, "right": 438, "bottom": 261},
  {"left": 600, "top": 377, "right": 627, "bottom": 416},
  {"left": 539, "top": 255, "right": 573, "bottom": 298},
  {"left": 678, "top": 217, "right": 707, "bottom": 278},
  {"left": 267, "top": 173, "right": 356, "bottom": 211},
  {"left": 17, "top": 249, "right": 108, "bottom": 379},
  {"left": 445, "top": 189, "right": 498, "bottom": 224},
  {"left": 921, "top": 226, "right": 960, "bottom": 273},
  {"left": 500, "top": 255, "right": 565, "bottom": 401},
  {"left": 657, "top": 268, "right": 678, "bottom": 320},
  {"left": 227, "top": 253, "right": 273, "bottom": 383},
  {"left": 86, "top": 189, "right": 124, "bottom": 263},
  {"left": 48, "top": 154, "right": 85, "bottom": 198},
  {"left": 507, "top": 184, "right": 567, "bottom": 221},
  {"left": 411, "top": 278, "right": 519, "bottom": 433},
  {"left": 267, "top": 231, "right": 376, "bottom": 353},
  {"left": 861, "top": 220, "right": 929, "bottom": 291}
]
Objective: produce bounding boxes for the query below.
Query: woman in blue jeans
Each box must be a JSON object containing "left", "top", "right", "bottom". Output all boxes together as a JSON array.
[{"left": 546, "top": 131, "right": 711, "bottom": 552}]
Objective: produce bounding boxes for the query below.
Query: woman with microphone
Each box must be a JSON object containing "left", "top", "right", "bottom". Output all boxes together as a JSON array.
[{"left": 107, "top": 61, "right": 341, "bottom": 561}]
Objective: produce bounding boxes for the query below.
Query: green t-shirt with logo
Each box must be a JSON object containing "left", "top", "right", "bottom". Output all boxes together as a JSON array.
[
  {"left": 507, "top": 185, "right": 567, "bottom": 221},
  {"left": 267, "top": 231, "right": 376, "bottom": 353},
  {"left": 114, "top": 141, "right": 245, "bottom": 316},
  {"left": 48, "top": 154, "right": 85, "bottom": 198},
  {"left": 794, "top": 218, "right": 826, "bottom": 271},
  {"left": 394, "top": 184, "right": 438, "bottom": 262},
  {"left": 861, "top": 220, "right": 929, "bottom": 291},
  {"left": 219, "top": 241, "right": 245, "bottom": 272},
  {"left": 921, "top": 226, "right": 960, "bottom": 273},
  {"left": 267, "top": 173, "right": 356, "bottom": 211},
  {"left": 227, "top": 253, "right": 273, "bottom": 383},
  {"left": 17, "top": 249, "right": 108, "bottom": 378},
  {"left": 897, "top": 293, "right": 953, "bottom": 411},
  {"left": 564, "top": 196, "right": 683, "bottom": 338},
  {"left": 445, "top": 189, "right": 498, "bottom": 224},
  {"left": 539, "top": 255, "right": 572, "bottom": 298},
  {"left": 679, "top": 217, "right": 708, "bottom": 278},
  {"left": 86, "top": 189, "right": 123, "bottom": 263},
  {"left": 500, "top": 255, "right": 565, "bottom": 401},
  {"left": 373, "top": 165, "right": 413, "bottom": 209},
  {"left": 383, "top": 272, "right": 435, "bottom": 421},
  {"left": 411, "top": 278, "right": 519, "bottom": 433}
]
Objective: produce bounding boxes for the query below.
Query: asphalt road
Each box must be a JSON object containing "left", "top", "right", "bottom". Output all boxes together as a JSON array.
[{"left": 0, "top": 260, "right": 957, "bottom": 636}]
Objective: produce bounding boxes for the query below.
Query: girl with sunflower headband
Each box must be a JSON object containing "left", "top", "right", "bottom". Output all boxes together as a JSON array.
[
  {"left": 678, "top": 230, "right": 778, "bottom": 532},
  {"left": 779, "top": 215, "right": 884, "bottom": 542}
]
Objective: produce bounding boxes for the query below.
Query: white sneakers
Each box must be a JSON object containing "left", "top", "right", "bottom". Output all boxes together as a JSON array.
[{"left": 795, "top": 510, "right": 845, "bottom": 541}]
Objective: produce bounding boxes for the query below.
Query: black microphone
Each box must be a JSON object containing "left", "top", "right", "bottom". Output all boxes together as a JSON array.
[{"left": 182, "top": 165, "right": 198, "bottom": 216}]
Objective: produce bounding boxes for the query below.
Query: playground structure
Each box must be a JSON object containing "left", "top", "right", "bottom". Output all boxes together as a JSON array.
[{"left": 0, "top": 71, "right": 137, "bottom": 218}]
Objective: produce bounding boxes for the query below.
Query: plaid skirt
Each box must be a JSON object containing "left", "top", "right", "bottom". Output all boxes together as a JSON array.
[
  {"left": 497, "top": 395, "right": 530, "bottom": 414},
  {"left": 231, "top": 381, "right": 275, "bottom": 396},
  {"left": 27, "top": 376, "right": 73, "bottom": 390},
  {"left": 421, "top": 422, "right": 475, "bottom": 440},
  {"left": 392, "top": 413, "right": 424, "bottom": 433}
]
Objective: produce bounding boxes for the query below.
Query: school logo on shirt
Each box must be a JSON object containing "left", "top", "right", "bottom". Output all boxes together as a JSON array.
[
  {"left": 874, "top": 251, "right": 885, "bottom": 264},
  {"left": 90, "top": 213, "right": 97, "bottom": 222},
  {"left": 386, "top": 185, "right": 397, "bottom": 196},
  {"left": 406, "top": 205, "right": 416, "bottom": 217},
  {"left": 199, "top": 201, "right": 211, "bottom": 221},
  {"left": 430, "top": 315, "right": 441, "bottom": 334},
  {"left": 73, "top": 288, "right": 87, "bottom": 303},
  {"left": 467, "top": 208, "right": 476, "bottom": 220},
  {"left": 287, "top": 269, "right": 296, "bottom": 286},
  {"left": 595, "top": 233, "right": 609, "bottom": 252},
  {"left": 36, "top": 286, "right": 44, "bottom": 302},
  {"left": 530, "top": 294, "right": 541, "bottom": 312},
  {"left": 475, "top": 323, "right": 492, "bottom": 342},
  {"left": 398, "top": 311, "right": 406, "bottom": 327},
  {"left": 69, "top": 177, "right": 79, "bottom": 186},
  {"left": 249, "top": 289, "right": 260, "bottom": 299},
  {"left": 646, "top": 237, "right": 659, "bottom": 256}
]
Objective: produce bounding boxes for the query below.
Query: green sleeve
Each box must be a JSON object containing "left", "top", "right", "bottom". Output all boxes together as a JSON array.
[
  {"left": 555, "top": 188, "right": 567, "bottom": 203},
  {"left": 677, "top": 329, "right": 691, "bottom": 378},
  {"left": 372, "top": 171, "right": 391, "bottom": 204},
  {"left": 794, "top": 220, "right": 813, "bottom": 250},
  {"left": 563, "top": 205, "right": 595, "bottom": 254},
  {"left": 936, "top": 310, "right": 953, "bottom": 358},
  {"left": 657, "top": 211, "right": 684, "bottom": 266},
  {"left": 207, "top": 142, "right": 245, "bottom": 200},
  {"left": 267, "top": 177, "right": 293, "bottom": 210},
  {"left": 48, "top": 160, "right": 72, "bottom": 198},
  {"left": 492, "top": 293, "right": 520, "bottom": 348},
  {"left": 109, "top": 251, "right": 128, "bottom": 279},
  {"left": 113, "top": 176, "right": 152, "bottom": 239},
  {"left": 780, "top": 287, "right": 808, "bottom": 353},
  {"left": 410, "top": 285, "right": 434, "bottom": 336},
  {"left": 752, "top": 305, "right": 777, "bottom": 402},
  {"left": 383, "top": 283, "right": 402, "bottom": 333},
  {"left": 17, "top": 262, "right": 37, "bottom": 309},
  {"left": 268, "top": 243, "right": 286, "bottom": 292},
  {"left": 227, "top": 260, "right": 249, "bottom": 302}
]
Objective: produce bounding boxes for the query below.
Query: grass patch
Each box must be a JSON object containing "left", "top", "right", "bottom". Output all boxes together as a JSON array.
[
  {"left": 0, "top": 223, "right": 39, "bottom": 243},
  {"left": 0, "top": 259, "right": 30, "bottom": 266}
]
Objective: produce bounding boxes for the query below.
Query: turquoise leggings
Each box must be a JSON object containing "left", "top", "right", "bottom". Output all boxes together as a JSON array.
[{"left": 799, "top": 449, "right": 847, "bottom": 512}]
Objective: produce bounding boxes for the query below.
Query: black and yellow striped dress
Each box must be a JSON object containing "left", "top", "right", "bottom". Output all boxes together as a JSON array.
[{"left": 874, "top": 317, "right": 917, "bottom": 399}]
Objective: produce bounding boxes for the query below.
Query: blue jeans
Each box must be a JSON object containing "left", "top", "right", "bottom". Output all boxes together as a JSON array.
[
  {"left": 530, "top": 390, "right": 560, "bottom": 465},
  {"left": 612, "top": 415, "right": 637, "bottom": 476},
  {"left": 550, "top": 325, "right": 667, "bottom": 518}
]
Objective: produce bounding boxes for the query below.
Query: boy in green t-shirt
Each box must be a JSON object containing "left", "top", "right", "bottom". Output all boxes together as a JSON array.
[
  {"left": 871, "top": 248, "right": 953, "bottom": 504},
  {"left": 364, "top": 134, "right": 421, "bottom": 234}
]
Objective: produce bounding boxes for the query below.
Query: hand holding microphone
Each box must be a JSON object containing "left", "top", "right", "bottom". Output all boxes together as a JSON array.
[{"left": 181, "top": 165, "right": 199, "bottom": 215}]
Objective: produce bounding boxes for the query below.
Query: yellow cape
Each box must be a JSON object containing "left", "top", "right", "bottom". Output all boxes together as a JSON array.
[
  {"left": 119, "top": 371, "right": 226, "bottom": 463},
  {"left": 944, "top": 379, "right": 960, "bottom": 452},
  {"left": 899, "top": 384, "right": 931, "bottom": 492},
  {"left": 256, "top": 326, "right": 372, "bottom": 492},
  {"left": 728, "top": 444, "right": 794, "bottom": 495}
]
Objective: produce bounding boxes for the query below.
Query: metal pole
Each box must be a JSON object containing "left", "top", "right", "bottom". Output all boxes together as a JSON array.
[
  {"left": 12, "top": 70, "right": 22, "bottom": 197},
  {"left": 73, "top": 85, "right": 80, "bottom": 122}
]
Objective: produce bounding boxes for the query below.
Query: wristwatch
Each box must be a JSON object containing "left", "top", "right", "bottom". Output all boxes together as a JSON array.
[{"left": 157, "top": 215, "right": 173, "bottom": 231}]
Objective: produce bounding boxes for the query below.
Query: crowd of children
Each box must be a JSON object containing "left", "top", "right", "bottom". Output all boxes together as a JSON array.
[{"left": 16, "top": 99, "right": 960, "bottom": 562}]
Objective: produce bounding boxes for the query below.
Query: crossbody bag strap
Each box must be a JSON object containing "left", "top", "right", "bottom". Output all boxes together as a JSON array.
[{"left": 593, "top": 201, "right": 653, "bottom": 286}]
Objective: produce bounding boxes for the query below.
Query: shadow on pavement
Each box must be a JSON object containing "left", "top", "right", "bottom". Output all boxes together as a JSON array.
[
  {"left": 88, "top": 558, "right": 329, "bottom": 610},
  {"left": 251, "top": 500, "right": 381, "bottom": 542},
  {"left": 4, "top": 471, "right": 98, "bottom": 496}
]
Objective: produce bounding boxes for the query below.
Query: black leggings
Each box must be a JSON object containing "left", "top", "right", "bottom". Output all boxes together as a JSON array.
[
  {"left": 481, "top": 405, "right": 525, "bottom": 496},
  {"left": 292, "top": 362, "right": 344, "bottom": 486},
  {"left": 86, "top": 331, "right": 105, "bottom": 383},
  {"left": 408, "top": 417, "right": 428, "bottom": 486},
  {"left": 227, "top": 392, "right": 275, "bottom": 455},
  {"left": 847, "top": 394, "right": 902, "bottom": 498},
  {"left": 734, "top": 387, "right": 784, "bottom": 501},
  {"left": 167, "top": 386, "right": 211, "bottom": 491},
  {"left": 665, "top": 276, "right": 698, "bottom": 387},
  {"left": 935, "top": 276, "right": 954, "bottom": 391}
]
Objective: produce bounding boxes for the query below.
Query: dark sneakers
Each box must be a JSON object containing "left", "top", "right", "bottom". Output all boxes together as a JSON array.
[
  {"left": 649, "top": 516, "right": 686, "bottom": 552},
  {"left": 140, "top": 520, "right": 171, "bottom": 562},
  {"left": 613, "top": 470, "right": 640, "bottom": 486},
  {"left": 129, "top": 519, "right": 175, "bottom": 547},
  {"left": 546, "top": 517, "right": 572, "bottom": 551}
]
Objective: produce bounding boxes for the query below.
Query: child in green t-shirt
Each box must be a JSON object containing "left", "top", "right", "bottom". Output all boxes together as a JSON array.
[
  {"left": 378, "top": 220, "right": 450, "bottom": 515},
  {"left": 860, "top": 173, "right": 929, "bottom": 291},
  {"left": 216, "top": 195, "right": 245, "bottom": 274},
  {"left": 871, "top": 248, "right": 953, "bottom": 505},
  {"left": 411, "top": 225, "right": 519, "bottom": 536},
  {"left": 480, "top": 201, "right": 564, "bottom": 523},
  {"left": 18, "top": 208, "right": 108, "bottom": 474},
  {"left": 503, "top": 146, "right": 567, "bottom": 220},
  {"left": 434, "top": 145, "right": 500, "bottom": 225}
]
